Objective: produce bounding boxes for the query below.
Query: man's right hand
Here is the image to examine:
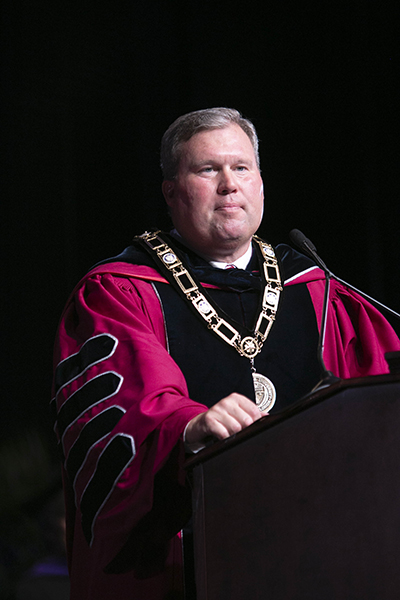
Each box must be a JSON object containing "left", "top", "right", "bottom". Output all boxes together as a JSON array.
[{"left": 184, "top": 393, "right": 263, "bottom": 451}]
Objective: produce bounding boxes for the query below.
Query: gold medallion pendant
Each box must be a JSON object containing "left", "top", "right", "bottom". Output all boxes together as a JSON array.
[{"left": 252, "top": 372, "right": 276, "bottom": 413}]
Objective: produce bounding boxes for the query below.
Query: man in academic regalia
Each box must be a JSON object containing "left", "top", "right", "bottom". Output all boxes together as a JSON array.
[{"left": 52, "top": 108, "right": 400, "bottom": 599}]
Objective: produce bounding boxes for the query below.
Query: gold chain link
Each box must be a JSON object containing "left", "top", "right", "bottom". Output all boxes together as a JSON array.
[{"left": 138, "top": 231, "right": 282, "bottom": 359}]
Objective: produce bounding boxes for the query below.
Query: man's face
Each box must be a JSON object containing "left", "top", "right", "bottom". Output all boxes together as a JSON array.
[{"left": 162, "top": 124, "right": 264, "bottom": 262}]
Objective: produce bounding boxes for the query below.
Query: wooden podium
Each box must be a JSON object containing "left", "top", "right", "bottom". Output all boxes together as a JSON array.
[{"left": 186, "top": 373, "right": 400, "bottom": 600}]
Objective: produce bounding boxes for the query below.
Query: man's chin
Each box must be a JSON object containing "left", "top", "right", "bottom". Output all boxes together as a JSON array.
[{"left": 213, "top": 222, "right": 253, "bottom": 245}]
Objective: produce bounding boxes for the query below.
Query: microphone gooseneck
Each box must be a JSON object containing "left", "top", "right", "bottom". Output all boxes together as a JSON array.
[
  {"left": 289, "top": 228, "right": 400, "bottom": 393},
  {"left": 289, "top": 229, "right": 400, "bottom": 322},
  {"left": 289, "top": 229, "right": 340, "bottom": 392}
]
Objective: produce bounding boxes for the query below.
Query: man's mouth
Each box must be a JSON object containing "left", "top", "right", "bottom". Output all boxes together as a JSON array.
[{"left": 215, "top": 204, "right": 242, "bottom": 212}]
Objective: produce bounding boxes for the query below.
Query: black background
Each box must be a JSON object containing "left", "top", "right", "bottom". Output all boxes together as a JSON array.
[{"left": 2, "top": 2, "right": 399, "bottom": 449}]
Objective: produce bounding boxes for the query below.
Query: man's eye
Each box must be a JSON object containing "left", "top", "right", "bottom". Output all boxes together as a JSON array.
[
  {"left": 200, "top": 167, "right": 213, "bottom": 173},
  {"left": 235, "top": 165, "right": 247, "bottom": 172}
]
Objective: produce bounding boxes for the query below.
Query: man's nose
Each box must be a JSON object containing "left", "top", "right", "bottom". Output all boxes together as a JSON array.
[{"left": 217, "top": 169, "right": 237, "bottom": 195}]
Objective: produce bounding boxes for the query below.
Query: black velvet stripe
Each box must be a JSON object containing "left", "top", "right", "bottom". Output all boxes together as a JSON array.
[
  {"left": 275, "top": 243, "right": 316, "bottom": 281},
  {"left": 154, "top": 281, "right": 321, "bottom": 412},
  {"left": 54, "top": 334, "right": 118, "bottom": 394},
  {"left": 80, "top": 434, "right": 135, "bottom": 545},
  {"left": 65, "top": 406, "right": 125, "bottom": 483},
  {"left": 56, "top": 372, "right": 123, "bottom": 438},
  {"left": 49, "top": 397, "right": 57, "bottom": 422}
]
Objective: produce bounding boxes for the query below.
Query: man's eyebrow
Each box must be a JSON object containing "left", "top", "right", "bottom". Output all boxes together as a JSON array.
[
  {"left": 190, "top": 156, "right": 254, "bottom": 167},
  {"left": 187, "top": 159, "right": 216, "bottom": 170},
  {"left": 192, "top": 159, "right": 215, "bottom": 165}
]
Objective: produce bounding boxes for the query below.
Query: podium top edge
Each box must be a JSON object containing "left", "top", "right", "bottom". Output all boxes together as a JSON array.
[{"left": 184, "top": 372, "right": 400, "bottom": 470}]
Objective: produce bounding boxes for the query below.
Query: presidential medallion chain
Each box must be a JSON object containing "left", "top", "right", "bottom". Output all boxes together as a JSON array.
[{"left": 137, "top": 230, "right": 282, "bottom": 411}]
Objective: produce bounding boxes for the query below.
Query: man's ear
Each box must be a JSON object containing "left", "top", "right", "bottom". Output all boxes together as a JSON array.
[{"left": 162, "top": 180, "right": 175, "bottom": 206}]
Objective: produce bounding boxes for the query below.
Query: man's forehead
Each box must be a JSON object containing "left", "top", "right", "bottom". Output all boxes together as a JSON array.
[
  {"left": 180, "top": 124, "right": 256, "bottom": 162},
  {"left": 185, "top": 123, "right": 250, "bottom": 144}
]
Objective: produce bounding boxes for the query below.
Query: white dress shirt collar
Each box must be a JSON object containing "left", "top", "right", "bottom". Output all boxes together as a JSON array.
[{"left": 170, "top": 229, "right": 253, "bottom": 270}]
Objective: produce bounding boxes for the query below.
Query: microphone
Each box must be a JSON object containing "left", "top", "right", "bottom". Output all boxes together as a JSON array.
[
  {"left": 289, "top": 229, "right": 329, "bottom": 273},
  {"left": 289, "top": 229, "right": 400, "bottom": 321},
  {"left": 289, "top": 228, "right": 400, "bottom": 392},
  {"left": 289, "top": 229, "right": 340, "bottom": 392}
]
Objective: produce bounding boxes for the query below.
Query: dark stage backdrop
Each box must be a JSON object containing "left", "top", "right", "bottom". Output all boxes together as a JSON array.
[{"left": 1, "top": 2, "right": 399, "bottom": 454}]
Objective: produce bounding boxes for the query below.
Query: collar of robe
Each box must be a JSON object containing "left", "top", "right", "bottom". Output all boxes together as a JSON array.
[
  {"left": 167, "top": 236, "right": 265, "bottom": 292},
  {"left": 135, "top": 229, "right": 283, "bottom": 361}
]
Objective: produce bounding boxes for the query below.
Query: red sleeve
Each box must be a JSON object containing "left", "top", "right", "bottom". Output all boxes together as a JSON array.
[
  {"left": 52, "top": 272, "right": 207, "bottom": 571},
  {"left": 306, "top": 278, "right": 400, "bottom": 378}
]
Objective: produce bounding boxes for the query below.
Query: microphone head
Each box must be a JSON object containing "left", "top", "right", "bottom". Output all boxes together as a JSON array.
[{"left": 289, "top": 229, "right": 317, "bottom": 253}]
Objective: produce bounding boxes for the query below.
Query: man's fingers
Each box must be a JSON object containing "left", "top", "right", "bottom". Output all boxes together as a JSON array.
[
  {"left": 216, "top": 393, "right": 262, "bottom": 421},
  {"left": 202, "top": 408, "right": 247, "bottom": 439},
  {"left": 185, "top": 393, "right": 264, "bottom": 446}
]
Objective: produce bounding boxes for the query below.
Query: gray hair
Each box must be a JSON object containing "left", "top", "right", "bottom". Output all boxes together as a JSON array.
[{"left": 160, "top": 107, "right": 260, "bottom": 180}]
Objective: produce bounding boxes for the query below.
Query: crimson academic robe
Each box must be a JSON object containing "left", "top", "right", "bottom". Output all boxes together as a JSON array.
[{"left": 52, "top": 243, "right": 400, "bottom": 600}]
